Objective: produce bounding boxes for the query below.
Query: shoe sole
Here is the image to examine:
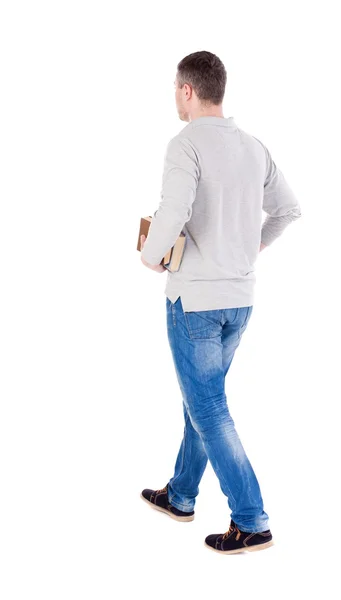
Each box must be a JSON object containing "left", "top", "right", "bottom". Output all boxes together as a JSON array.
[
  {"left": 140, "top": 493, "right": 195, "bottom": 522},
  {"left": 204, "top": 539, "right": 274, "bottom": 554}
]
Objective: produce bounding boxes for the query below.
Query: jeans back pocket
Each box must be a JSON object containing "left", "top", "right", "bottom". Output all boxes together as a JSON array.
[{"left": 183, "top": 308, "right": 223, "bottom": 340}]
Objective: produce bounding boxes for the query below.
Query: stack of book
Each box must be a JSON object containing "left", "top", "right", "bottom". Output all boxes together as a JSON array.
[{"left": 137, "top": 216, "right": 186, "bottom": 272}]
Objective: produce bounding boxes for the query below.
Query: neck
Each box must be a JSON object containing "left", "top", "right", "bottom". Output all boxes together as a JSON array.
[{"left": 190, "top": 106, "right": 224, "bottom": 121}]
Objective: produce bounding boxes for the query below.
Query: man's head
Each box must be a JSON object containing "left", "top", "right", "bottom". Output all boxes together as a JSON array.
[{"left": 174, "top": 51, "right": 227, "bottom": 122}]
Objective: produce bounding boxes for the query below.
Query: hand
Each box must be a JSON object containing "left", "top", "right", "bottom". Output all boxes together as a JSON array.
[
  {"left": 140, "top": 235, "right": 166, "bottom": 273},
  {"left": 259, "top": 242, "right": 267, "bottom": 252}
]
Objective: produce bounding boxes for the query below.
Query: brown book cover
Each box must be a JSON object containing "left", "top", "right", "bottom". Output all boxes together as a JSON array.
[
  {"left": 137, "top": 216, "right": 186, "bottom": 272},
  {"left": 137, "top": 216, "right": 152, "bottom": 251},
  {"left": 167, "top": 233, "right": 186, "bottom": 271}
]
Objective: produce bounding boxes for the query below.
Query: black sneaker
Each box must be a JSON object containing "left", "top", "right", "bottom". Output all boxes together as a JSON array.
[
  {"left": 205, "top": 519, "right": 274, "bottom": 554},
  {"left": 140, "top": 483, "right": 195, "bottom": 522}
]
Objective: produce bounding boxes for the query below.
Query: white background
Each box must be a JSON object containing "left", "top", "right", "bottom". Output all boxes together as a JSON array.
[{"left": 0, "top": 1, "right": 340, "bottom": 598}]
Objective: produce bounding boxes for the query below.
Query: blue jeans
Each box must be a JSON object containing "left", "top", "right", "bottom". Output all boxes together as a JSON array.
[{"left": 166, "top": 296, "right": 270, "bottom": 533}]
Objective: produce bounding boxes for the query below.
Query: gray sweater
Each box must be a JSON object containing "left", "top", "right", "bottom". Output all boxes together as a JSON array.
[{"left": 141, "top": 115, "right": 301, "bottom": 312}]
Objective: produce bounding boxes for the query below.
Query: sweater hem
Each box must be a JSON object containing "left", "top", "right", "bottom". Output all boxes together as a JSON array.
[{"left": 165, "top": 281, "right": 256, "bottom": 312}]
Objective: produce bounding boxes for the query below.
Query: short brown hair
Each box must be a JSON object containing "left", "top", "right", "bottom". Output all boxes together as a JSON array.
[{"left": 176, "top": 51, "right": 227, "bottom": 106}]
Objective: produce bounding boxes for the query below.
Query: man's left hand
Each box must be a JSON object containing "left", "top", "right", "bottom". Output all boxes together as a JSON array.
[{"left": 140, "top": 235, "right": 166, "bottom": 273}]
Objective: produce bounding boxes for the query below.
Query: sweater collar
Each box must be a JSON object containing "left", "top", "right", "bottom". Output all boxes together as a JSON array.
[{"left": 188, "top": 115, "right": 237, "bottom": 128}]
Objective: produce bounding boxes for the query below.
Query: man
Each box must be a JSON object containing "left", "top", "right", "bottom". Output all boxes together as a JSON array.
[{"left": 139, "top": 50, "right": 301, "bottom": 555}]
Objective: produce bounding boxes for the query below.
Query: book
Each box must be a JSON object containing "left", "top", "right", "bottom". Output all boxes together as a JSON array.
[{"left": 137, "top": 216, "right": 186, "bottom": 273}]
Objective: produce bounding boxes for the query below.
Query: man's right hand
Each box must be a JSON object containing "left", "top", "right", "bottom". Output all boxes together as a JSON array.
[
  {"left": 140, "top": 235, "right": 166, "bottom": 273},
  {"left": 260, "top": 242, "right": 267, "bottom": 252}
]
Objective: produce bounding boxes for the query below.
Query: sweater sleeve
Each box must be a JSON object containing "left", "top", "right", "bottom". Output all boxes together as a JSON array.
[
  {"left": 260, "top": 144, "right": 302, "bottom": 246},
  {"left": 141, "top": 136, "right": 200, "bottom": 265}
]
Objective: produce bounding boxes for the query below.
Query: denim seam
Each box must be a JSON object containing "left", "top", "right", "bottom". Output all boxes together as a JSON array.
[
  {"left": 183, "top": 311, "right": 194, "bottom": 339},
  {"left": 171, "top": 302, "right": 176, "bottom": 327},
  {"left": 237, "top": 306, "right": 251, "bottom": 340},
  {"left": 167, "top": 302, "right": 192, "bottom": 508},
  {"left": 168, "top": 410, "right": 190, "bottom": 506}
]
